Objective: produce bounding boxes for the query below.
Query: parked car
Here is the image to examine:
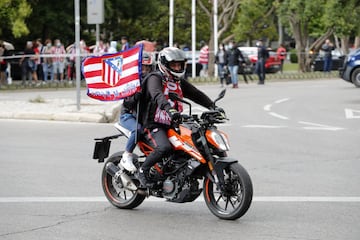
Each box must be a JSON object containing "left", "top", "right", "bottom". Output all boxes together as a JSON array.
[
  {"left": 310, "top": 49, "right": 344, "bottom": 72},
  {"left": 339, "top": 48, "right": 360, "bottom": 88},
  {"left": 238, "top": 47, "right": 281, "bottom": 73},
  {"left": 184, "top": 50, "right": 202, "bottom": 78}
]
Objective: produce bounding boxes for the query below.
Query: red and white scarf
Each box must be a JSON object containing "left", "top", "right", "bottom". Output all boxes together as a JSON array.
[{"left": 154, "top": 81, "right": 183, "bottom": 125}]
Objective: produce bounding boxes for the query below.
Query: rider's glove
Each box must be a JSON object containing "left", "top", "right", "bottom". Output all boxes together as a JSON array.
[
  {"left": 168, "top": 108, "right": 182, "bottom": 124},
  {"left": 214, "top": 106, "right": 226, "bottom": 118}
]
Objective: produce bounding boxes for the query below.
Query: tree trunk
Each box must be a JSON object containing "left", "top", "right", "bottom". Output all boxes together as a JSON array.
[
  {"left": 341, "top": 37, "right": 350, "bottom": 55},
  {"left": 290, "top": 21, "right": 307, "bottom": 72},
  {"left": 354, "top": 36, "right": 360, "bottom": 49},
  {"left": 208, "top": 36, "right": 215, "bottom": 77}
]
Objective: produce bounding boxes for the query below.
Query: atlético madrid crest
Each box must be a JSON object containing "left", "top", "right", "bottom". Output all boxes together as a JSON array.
[{"left": 102, "top": 55, "right": 123, "bottom": 86}]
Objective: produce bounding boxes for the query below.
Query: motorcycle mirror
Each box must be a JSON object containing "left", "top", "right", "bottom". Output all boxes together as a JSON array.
[{"left": 213, "top": 89, "right": 226, "bottom": 107}]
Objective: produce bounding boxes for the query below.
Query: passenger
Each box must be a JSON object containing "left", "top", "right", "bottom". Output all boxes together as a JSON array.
[{"left": 119, "top": 52, "right": 155, "bottom": 173}]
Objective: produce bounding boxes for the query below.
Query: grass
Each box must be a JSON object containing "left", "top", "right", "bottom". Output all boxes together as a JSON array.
[
  {"left": 283, "top": 62, "right": 299, "bottom": 72},
  {"left": 29, "top": 95, "right": 46, "bottom": 103}
]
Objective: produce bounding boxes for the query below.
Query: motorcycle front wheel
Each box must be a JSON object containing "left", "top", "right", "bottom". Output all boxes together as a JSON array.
[
  {"left": 203, "top": 162, "right": 253, "bottom": 220},
  {"left": 102, "top": 153, "right": 145, "bottom": 209}
]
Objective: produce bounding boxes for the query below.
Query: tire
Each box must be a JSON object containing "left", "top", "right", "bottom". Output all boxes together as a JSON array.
[
  {"left": 102, "top": 154, "right": 145, "bottom": 209},
  {"left": 351, "top": 68, "right": 360, "bottom": 87},
  {"left": 203, "top": 163, "right": 253, "bottom": 220}
]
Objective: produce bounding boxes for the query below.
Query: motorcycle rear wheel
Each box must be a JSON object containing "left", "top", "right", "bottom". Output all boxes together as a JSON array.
[
  {"left": 203, "top": 162, "right": 253, "bottom": 220},
  {"left": 102, "top": 154, "right": 145, "bottom": 209}
]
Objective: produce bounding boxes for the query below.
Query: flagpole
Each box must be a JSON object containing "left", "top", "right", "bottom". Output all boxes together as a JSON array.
[
  {"left": 169, "top": 0, "right": 174, "bottom": 47},
  {"left": 191, "top": 0, "right": 196, "bottom": 78},
  {"left": 135, "top": 101, "right": 140, "bottom": 144},
  {"left": 75, "top": 0, "right": 81, "bottom": 111},
  {"left": 213, "top": 0, "right": 218, "bottom": 77}
]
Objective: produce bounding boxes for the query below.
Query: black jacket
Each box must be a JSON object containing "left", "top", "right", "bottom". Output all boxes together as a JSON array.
[
  {"left": 139, "top": 71, "right": 214, "bottom": 129},
  {"left": 226, "top": 47, "right": 245, "bottom": 66}
]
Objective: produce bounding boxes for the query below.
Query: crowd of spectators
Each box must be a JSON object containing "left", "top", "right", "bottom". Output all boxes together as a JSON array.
[{"left": 0, "top": 37, "right": 135, "bottom": 86}]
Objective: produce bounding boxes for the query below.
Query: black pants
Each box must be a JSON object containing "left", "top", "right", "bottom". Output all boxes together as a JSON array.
[{"left": 141, "top": 127, "right": 172, "bottom": 172}]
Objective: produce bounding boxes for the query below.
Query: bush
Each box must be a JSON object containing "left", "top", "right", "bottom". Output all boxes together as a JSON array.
[{"left": 289, "top": 49, "right": 298, "bottom": 63}]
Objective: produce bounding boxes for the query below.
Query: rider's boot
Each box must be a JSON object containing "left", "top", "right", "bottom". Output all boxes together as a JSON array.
[{"left": 138, "top": 167, "right": 152, "bottom": 189}]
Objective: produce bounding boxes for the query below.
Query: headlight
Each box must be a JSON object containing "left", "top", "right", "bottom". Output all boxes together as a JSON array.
[{"left": 206, "top": 130, "right": 230, "bottom": 151}]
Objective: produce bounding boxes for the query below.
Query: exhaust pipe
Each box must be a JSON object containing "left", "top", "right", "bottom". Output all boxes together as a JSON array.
[{"left": 105, "top": 162, "right": 137, "bottom": 191}]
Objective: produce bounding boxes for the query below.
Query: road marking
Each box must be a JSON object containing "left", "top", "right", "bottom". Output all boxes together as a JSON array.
[
  {"left": 264, "top": 104, "right": 272, "bottom": 111},
  {"left": 264, "top": 98, "right": 290, "bottom": 120},
  {"left": 298, "top": 121, "right": 344, "bottom": 131},
  {"left": 275, "top": 98, "right": 290, "bottom": 104},
  {"left": 269, "top": 112, "right": 289, "bottom": 120},
  {"left": 345, "top": 108, "right": 360, "bottom": 119},
  {"left": 0, "top": 196, "right": 360, "bottom": 203},
  {"left": 242, "top": 125, "right": 287, "bottom": 129}
]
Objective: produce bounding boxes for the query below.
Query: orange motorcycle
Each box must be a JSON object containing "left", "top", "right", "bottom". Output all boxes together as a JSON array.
[{"left": 92, "top": 89, "right": 253, "bottom": 220}]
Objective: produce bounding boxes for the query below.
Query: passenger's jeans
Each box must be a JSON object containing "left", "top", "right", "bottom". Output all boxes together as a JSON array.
[
  {"left": 228, "top": 65, "right": 239, "bottom": 84},
  {"left": 119, "top": 113, "right": 141, "bottom": 153}
]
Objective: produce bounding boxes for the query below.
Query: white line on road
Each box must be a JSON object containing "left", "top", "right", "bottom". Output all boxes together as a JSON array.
[
  {"left": 275, "top": 98, "right": 290, "bottom": 104},
  {"left": 345, "top": 108, "right": 360, "bottom": 119},
  {"left": 264, "top": 98, "right": 290, "bottom": 120},
  {"left": 242, "top": 125, "right": 287, "bottom": 129},
  {"left": 298, "top": 121, "right": 345, "bottom": 131},
  {"left": 269, "top": 112, "right": 289, "bottom": 120},
  {"left": 1, "top": 196, "right": 359, "bottom": 203}
]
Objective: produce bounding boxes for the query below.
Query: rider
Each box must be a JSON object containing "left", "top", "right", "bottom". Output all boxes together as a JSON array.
[
  {"left": 137, "top": 47, "right": 215, "bottom": 188},
  {"left": 119, "top": 52, "right": 155, "bottom": 173}
]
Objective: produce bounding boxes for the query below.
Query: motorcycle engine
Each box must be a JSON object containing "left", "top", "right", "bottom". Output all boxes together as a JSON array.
[{"left": 162, "top": 177, "right": 179, "bottom": 200}]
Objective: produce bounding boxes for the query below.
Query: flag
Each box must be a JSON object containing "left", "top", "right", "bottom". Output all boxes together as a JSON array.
[{"left": 82, "top": 45, "right": 143, "bottom": 101}]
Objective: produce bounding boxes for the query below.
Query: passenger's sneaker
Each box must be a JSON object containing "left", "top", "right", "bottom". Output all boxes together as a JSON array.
[{"left": 120, "top": 152, "right": 137, "bottom": 173}]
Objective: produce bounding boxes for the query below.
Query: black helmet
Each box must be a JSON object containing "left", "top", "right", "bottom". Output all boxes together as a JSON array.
[{"left": 158, "top": 47, "right": 187, "bottom": 81}]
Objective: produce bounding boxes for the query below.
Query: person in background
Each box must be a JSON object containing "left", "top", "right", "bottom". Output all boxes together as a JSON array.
[
  {"left": 255, "top": 40, "right": 268, "bottom": 85},
  {"left": 119, "top": 52, "right": 155, "bottom": 172},
  {"left": 108, "top": 41, "right": 118, "bottom": 53},
  {"left": 226, "top": 40, "right": 244, "bottom": 88},
  {"left": 215, "top": 43, "right": 227, "bottom": 87},
  {"left": 93, "top": 40, "right": 107, "bottom": 55},
  {"left": 19, "top": 41, "right": 39, "bottom": 86},
  {"left": 199, "top": 42, "right": 209, "bottom": 77},
  {"left": 0, "top": 41, "right": 9, "bottom": 87},
  {"left": 276, "top": 43, "right": 287, "bottom": 73},
  {"left": 51, "top": 39, "right": 66, "bottom": 81},
  {"left": 321, "top": 39, "right": 335, "bottom": 73},
  {"left": 42, "top": 39, "right": 53, "bottom": 82},
  {"left": 121, "top": 36, "right": 130, "bottom": 51},
  {"left": 35, "top": 39, "right": 44, "bottom": 81}
]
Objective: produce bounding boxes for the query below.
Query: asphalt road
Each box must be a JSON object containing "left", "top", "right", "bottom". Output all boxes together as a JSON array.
[{"left": 0, "top": 79, "right": 359, "bottom": 240}]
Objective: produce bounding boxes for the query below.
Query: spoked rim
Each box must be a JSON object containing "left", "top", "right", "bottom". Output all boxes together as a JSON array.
[
  {"left": 103, "top": 159, "right": 140, "bottom": 205},
  {"left": 205, "top": 169, "right": 245, "bottom": 216},
  {"left": 104, "top": 173, "right": 138, "bottom": 204}
]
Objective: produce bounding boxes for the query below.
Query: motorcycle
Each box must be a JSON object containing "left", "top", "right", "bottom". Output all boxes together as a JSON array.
[{"left": 92, "top": 89, "right": 253, "bottom": 220}]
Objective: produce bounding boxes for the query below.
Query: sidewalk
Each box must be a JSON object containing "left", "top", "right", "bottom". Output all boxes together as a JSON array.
[{"left": 0, "top": 89, "right": 120, "bottom": 123}]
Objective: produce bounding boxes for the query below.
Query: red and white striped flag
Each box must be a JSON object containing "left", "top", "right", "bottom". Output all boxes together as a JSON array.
[{"left": 82, "top": 45, "right": 142, "bottom": 101}]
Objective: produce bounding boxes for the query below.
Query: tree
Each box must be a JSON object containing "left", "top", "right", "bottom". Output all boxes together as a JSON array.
[
  {"left": 0, "top": 0, "right": 32, "bottom": 39},
  {"left": 197, "top": 0, "right": 240, "bottom": 76},
  {"left": 233, "top": 0, "right": 277, "bottom": 46},
  {"left": 275, "top": 0, "right": 332, "bottom": 72}
]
